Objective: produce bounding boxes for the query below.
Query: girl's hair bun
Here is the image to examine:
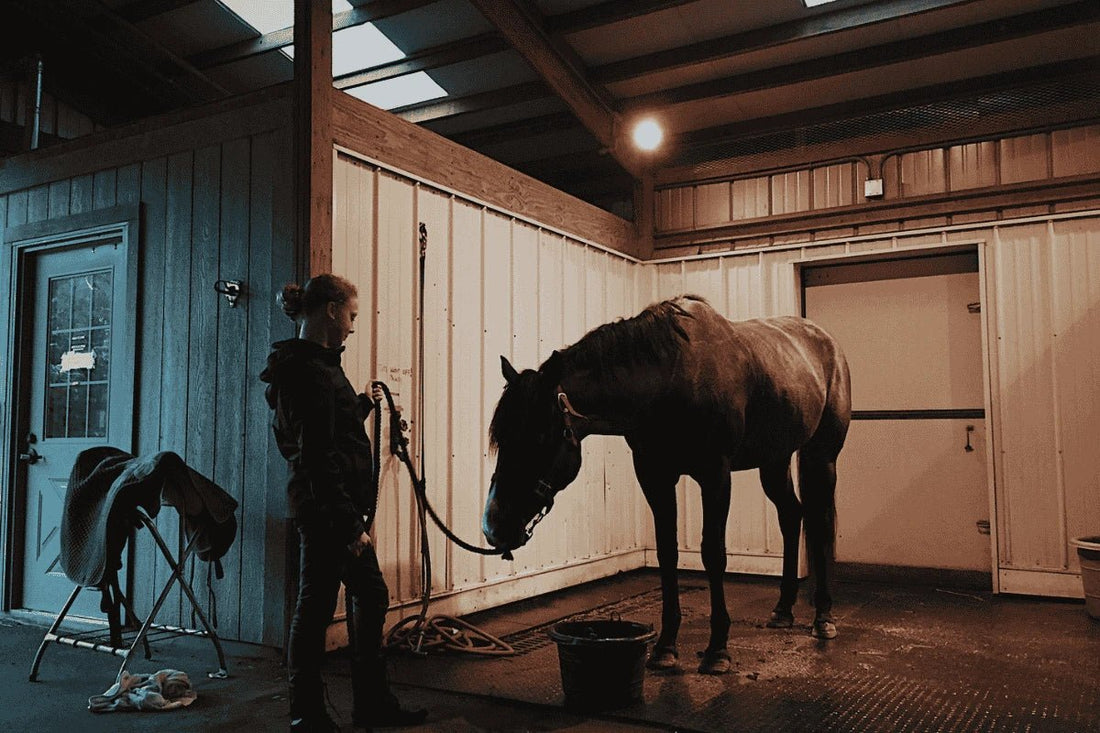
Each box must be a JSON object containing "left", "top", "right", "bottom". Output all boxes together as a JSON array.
[{"left": 278, "top": 283, "right": 305, "bottom": 320}]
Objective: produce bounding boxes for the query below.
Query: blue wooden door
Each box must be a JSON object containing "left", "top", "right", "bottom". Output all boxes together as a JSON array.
[{"left": 20, "top": 241, "right": 134, "bottom": 617}]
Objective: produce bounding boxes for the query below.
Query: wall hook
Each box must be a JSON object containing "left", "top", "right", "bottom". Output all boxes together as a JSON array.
[{"left": 214, "top": 279, "right": 244, "bottom": 307}]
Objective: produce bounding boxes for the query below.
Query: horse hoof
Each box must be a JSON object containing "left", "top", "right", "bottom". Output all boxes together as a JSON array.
[
  {"left": 646, "top": 647, "right": 679, "bottom": 671},
  {"left": 697, "top": 650, "right": 732, "bottom": 675},
  {"left": 811, "top": 618, "right": 837, "bottom": 639},
  {"left": 766, "top": 610, "right": 794, "bottom": 628}
]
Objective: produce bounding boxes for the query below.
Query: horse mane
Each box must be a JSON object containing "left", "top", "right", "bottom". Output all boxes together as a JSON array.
[
  {"left": 559, "top": 294, "right": 701, "bottom": 384},
  {"left": 489, "top": 296, "right": 701, "bottom": 450}
]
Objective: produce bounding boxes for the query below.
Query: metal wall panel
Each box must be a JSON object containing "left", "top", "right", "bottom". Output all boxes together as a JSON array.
[
  {"left": 332, "top": 153, "right": 651, "bottom": 615},
  {"left": 1000, "top": 133, "right": 1049, "bottom": 184},
  {"left": 949, "top": 141, "right": 998, "bottom": 191},
  {"left": 1052, "top": 124, "right": 1100, "bottom": 178}
]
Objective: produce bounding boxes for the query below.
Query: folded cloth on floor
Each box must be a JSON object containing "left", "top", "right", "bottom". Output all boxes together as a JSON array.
[{"left": 88, "top": 669, "right": 198, "bottom": 713}]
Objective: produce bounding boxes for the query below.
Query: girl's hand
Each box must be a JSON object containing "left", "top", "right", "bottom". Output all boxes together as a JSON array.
[
  {"left": 348, "top": 531, "right": 373, "bottom": 557},
  {"left": 371, "top": 383, "right": 384, "bottom": 403}
]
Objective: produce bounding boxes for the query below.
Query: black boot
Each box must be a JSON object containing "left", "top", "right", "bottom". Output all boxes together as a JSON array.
[
  {"left": 352, "top": 659, "right": 426, "bottom": 729},
  {"left": 289, "top": 713, "right": 340, "bottom": 732}
]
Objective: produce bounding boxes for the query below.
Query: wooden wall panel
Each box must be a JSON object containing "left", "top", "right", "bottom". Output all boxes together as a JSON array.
[
  {"left": 0, "top": 96, "right": 296, "bottom": 643},
  {"left": 732, "top": 177, "right": 770, "bottom": 222}
]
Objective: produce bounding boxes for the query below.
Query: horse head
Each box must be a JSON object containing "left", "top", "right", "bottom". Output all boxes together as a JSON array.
[{"left": 483, "top": 351, "right": 583, "bottom": 554}]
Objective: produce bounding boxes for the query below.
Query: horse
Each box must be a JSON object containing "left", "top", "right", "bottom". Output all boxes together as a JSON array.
[{"left": 481, "top": 295, "right": 851, "bottom": 674}]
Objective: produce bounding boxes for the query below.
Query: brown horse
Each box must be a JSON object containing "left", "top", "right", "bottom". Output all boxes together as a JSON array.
[{"left": 482, "top": 295, "right": 851, "bottom": 674}]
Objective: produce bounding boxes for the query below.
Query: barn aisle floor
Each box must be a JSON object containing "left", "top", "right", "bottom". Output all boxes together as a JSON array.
[
  {"left": 3, "top": 568, "right": 1098, "bottom": 732},
  {"left": 383, "top": 568, "right": 1100, "bottom": 732}
]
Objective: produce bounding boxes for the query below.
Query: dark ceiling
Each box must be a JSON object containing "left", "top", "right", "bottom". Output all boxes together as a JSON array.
[{"left": 1, "top": 0, "right": 1098, "bottom": 218}]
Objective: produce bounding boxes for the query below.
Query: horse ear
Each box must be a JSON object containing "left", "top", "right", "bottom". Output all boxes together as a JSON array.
[
  {"left": 541, "top": 350, "right": 564, "bottom": 384},
  {"left": 500, "top": 355, "right": 519, "bottom": 384}
]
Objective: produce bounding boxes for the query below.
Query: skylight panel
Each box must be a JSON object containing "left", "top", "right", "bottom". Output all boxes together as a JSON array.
[
  {"left": 218, "top": 0, "right": 448, "bottom": 109},
  {"left": 285, "top": 23, "right": 406, "bottom": 76},
  {"left": 803, "top": 0, "right": 841, "bottom": 6},
  {"left": 345, "top": 73, "right": 448, "bottom": 111}
]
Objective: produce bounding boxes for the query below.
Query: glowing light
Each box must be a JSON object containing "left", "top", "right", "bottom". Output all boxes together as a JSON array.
[{"left": 632, "top": 118, "right": 663, "bottom": 152}]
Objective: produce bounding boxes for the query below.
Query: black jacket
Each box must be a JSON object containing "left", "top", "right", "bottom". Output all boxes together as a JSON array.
[{"left": 260, "top": 339, "right": 376, "bottom": 545}]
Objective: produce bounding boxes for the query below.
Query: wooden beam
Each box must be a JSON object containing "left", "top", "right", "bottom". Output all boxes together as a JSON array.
[
  {"left": 294, "top": 0, "right": 333, "bottom": 276},
  {"left": 465, "top": 0, "right": 643, "bottom": 178},
  {"left": 591, "top": 0, "right": 969, "bottom": 85},
  {"left": 331, "top": 91, "right": 639, "bottom": 258},
  {"left": 191, "top": 0, "right": 437, "bottom": 70},
  {"left": 544, "top": 0, "right": 697, "bottom": 35},
  {"left": 621, "top": 1, "right": 1100, "bottom": 111},
  {"left": 334, "top": 33, "right": 508, "bottom": 89}
]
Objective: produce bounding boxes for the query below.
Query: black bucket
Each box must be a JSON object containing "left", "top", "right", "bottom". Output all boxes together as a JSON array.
[{"left": 548, "top": 619, "right": 656, "bottom": 711}]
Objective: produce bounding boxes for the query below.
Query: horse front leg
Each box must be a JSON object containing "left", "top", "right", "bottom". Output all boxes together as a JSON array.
[
  {"left": 637, "top": 467, "right": 681, "bottom": 671},
  {"left": 697, "top": 468, "right": 732, "bottom": 675},
  {"left": 760, "top": 459, "right": 802, "bottom": 629}
]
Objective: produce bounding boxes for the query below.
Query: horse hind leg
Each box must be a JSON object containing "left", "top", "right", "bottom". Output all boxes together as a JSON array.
[
  {"left": 760, "top": 460, "right": 802, "bottom": 629},
  {"left": 799, "top": 451, "right": 838, "bottom": 640}
]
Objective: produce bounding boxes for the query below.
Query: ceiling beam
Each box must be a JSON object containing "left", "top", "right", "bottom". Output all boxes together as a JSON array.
[
  {"left": 674, "top": 58, "right": 1100, "bottom": 155},
  {"left": 393, "top": 81, "right": 550, "bottom": 124},
  {"left": 334, "top": 32, "right": 508, "bottom": 89},
  {"left": 189, "top": 0, "right": 438, "bottom": 70},
  {"left": 445, "top": 110, "right": 580, "bottom": 148},
  {"left": 622, "top": 1, "right": 1100, "bottom": 111},
  {"left": 591, "top": 0, "right": 971, "bottom": 85},
  {"left": 544, "top": 0, "right": 697, "bottom": 35},
  {"left": 114, "top": 0, "right": 203, "bottom": 24},
  {"left": 465, "top": 0, "right": 643, "bottom": 177}
]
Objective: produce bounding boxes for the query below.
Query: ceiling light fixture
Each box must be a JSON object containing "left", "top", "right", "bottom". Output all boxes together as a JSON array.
[{"left": 632, "top": 118, "right": 663, "bottom": 152}]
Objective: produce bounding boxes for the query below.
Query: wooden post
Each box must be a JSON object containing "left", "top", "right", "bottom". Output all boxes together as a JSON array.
[{"left": 294, "top": 0, "right": 333, "bottom": 276}]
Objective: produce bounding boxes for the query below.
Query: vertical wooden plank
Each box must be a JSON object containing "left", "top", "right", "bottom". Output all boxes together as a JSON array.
[
  {"left": 47, "top": 180, "right": 69, "bottom": 220},
  {"left": 266, "top": 122, "right": 297, "bottom": 646},
  {"left": 695, "top": 182, "right": 731, "bottom": 227},
  {"left": 949, "top": 141, "right": 997, "bottom": 191},
  {"left": 535, "top": 230, "right": 563, "bottom": 571},
  {"left": 130, "top": 156, "right": 167, "bottom": 621},
  {"left": 27, "top": 184, "right": 48, "bottom": 223},
  {"left": 93, "top": 169, "right": 117, "bottom": 210},
  {"left": 899, "top": 149, "right": 947, "bottom": 197},
  {"left": 373, "top": 173, "right": 416, "bottom": 603},
  {"left": 450, "top": 200, "right": 484, "bottom": 586},
  {"left": 1052, "top": 125, "right": 1100, "bottom": 178},
  {"left": 210, "top": 136, "right": 250, "bottom": 639},
  {"left": 7, "top": 189, "right": 28, "bottom": 228},
  {"left": 509, "top": 221, "right": 539, "bottom": 575},
  {"left": 1000, "top": 133, "right": 1049, "bottom": 185},
  {"left": 156, "top": 150, "right": 194, "bottom": 624},
  {"left": 683, "top": 258, "right": 723, "bottom": 305},
  {"left": 583, "top": 248, "right": 609, "bottom": 558},
  {"left": 560, "top": 240, "right": 586, "bottom": 562},
  {"left": 69, "top": 174, "right": 94, "bottom": 215},
  {"left": 416, "top": 187, "right": 450, "bottom": 593},
  {"left": 241, "top": 130, "right": 277, "bottom": 644},
  {"left": 117, "top": 163, "right": 141, "bottom": 206},
  {"left": 481, "top": 211, "right": 513, "bottom": 582}
]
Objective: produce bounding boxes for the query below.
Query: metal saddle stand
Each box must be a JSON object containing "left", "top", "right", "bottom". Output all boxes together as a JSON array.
[{"left": 29, "top": 505, "right": 229, "bottom": 683}]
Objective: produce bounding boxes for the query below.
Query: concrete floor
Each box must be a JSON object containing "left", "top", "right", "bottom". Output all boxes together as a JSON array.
[{"left": 3, "top": 569, "right": 1098, "bottom": 732}]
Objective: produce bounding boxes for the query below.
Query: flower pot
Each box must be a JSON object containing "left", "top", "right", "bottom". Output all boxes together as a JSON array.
[{"left": 1071, "top": 536, "right": 1100, "bottom": 620}]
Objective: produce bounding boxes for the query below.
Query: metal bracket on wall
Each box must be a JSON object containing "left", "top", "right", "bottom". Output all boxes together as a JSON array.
[{"left": 214, "top": 279, "right": 244, "bottom": 307}]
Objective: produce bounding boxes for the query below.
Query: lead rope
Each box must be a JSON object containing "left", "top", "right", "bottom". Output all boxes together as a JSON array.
[{"left": 372, "top": 222, "right": 513, "bottom": 657}]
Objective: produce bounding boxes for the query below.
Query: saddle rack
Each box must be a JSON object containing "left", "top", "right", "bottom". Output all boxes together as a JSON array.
[{"left": 28, "top": 505, "right": 228, "bottom": 683}]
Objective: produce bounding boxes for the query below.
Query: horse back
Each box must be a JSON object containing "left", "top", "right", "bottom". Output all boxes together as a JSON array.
[{"left": 676, "top": 300, "right": 851, "bottom": 465}]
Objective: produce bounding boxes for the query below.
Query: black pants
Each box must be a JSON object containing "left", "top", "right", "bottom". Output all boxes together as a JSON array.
[{"left": 288, "top": 517, "right": 390, "bottom": 720}]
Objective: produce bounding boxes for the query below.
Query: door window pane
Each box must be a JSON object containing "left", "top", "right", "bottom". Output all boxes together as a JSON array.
[{"left": 44, "top": 269, "right": 112, "bottom": 438}]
